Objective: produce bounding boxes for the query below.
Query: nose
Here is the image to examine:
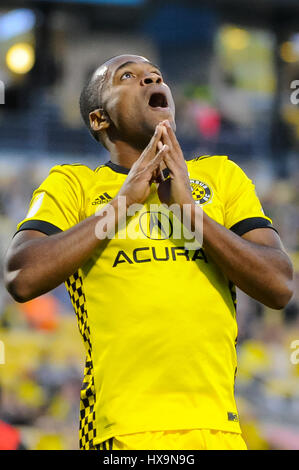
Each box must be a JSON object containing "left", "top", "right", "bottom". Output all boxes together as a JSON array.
[{"left": 140, "top": 73, "right": 162, "bottom": 86}]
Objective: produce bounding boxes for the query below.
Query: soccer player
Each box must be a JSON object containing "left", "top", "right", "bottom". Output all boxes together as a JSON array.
[{"left": 4, "top": 55, "right": 293, "bottom": 450}]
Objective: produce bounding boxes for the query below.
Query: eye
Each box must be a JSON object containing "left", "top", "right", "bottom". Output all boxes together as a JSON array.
[{"left": 121, "top": 71, "right": 133, "bottom": 80}]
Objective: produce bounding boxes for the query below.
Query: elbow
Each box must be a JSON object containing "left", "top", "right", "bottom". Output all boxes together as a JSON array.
[
  {"left": 268, "top": 280, "right": 294, "bottom": 310},
  {"left": 4, "top": 268, "right": 33, "bottom": 304},
  {"left": 8, "top": 291, "right": 28, "bottom": 304},
  {"left": 267, "top": 257, "right": 294, "bottom": 310},
  {"left": 5, "top": 279, "right": 31, "bottom": 304}
]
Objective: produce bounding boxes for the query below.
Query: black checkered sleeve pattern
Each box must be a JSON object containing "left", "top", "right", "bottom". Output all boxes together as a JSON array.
[
  {"left": 228, "top": 280, "right": 237, "bottom": 311},
  {"left": 65, "top": 271, "right": 97, "bottom": 450}
]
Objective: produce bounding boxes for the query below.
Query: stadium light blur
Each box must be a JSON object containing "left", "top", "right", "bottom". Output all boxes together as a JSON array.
[
  {"left": 6, "top": 43, "right": 35, "bottom": 75},
  {"left": 0, "top": 9, "right": 36, "bottom": 41},
  {"left": 291, "top": 33, "right": 299, "bottom": 55},
  {"left": 220, "top": 26, "right": 250, "bottom": 51},
  {"left": 280, "top": 41, "right": 299, "bottom": 63}
]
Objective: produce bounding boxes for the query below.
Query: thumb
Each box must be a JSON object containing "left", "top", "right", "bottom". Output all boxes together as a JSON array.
[
  {"left": 148, "top": 144, "right": 169, "bottom": 171},
  {"left": 148, "top": 144, "right": 169, "bottom": 184}
]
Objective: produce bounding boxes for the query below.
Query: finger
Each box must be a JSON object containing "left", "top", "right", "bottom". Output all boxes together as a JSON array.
[
  {"left": 161, "top": 121, "right": 184, "bottom": 166},
  {"left": 156, "top": 141, "right": 168, "bottom": 181},
  {"left": 148, "top": 146, "right": 168, "bottom": 184},
  {"left": 161, "top": 125, "right": 173, "bottom": 153},
  {"left": 162, "top": 152, "right": 176, "bottom": 176},
  {"left": 151, "top": 167, "right": 159, "bottom": 182},
  {"left": 147, "top": 144, "right": 169, "bottom": 172},
  {"left": 151, "top": 159, "right": 165, "bottom": 182},
  {"left": 152, "top": 141, "right": 165, "bottom": 181},
  {"left": 155, "top": 163, "right": 166, "bottom": 183},
  {"left": 163, "top": 121, "right": 183, "bottom": 156},
  {"left": 151, "top": 124, "right": 164, "bottom": 148},
  {"left": 139, "top": 124, "right": 164, "bottom": 164},
  {"left": 150, "top": 168, "right": 165, "bottom": 185}
]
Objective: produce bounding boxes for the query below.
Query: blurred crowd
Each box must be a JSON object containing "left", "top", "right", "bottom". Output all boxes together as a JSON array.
[{"left": 0, "top": 153, "right": 298, "bottom": 450}]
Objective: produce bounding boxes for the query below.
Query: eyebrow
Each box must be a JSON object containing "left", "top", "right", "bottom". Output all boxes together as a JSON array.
[{"left": 114, "top": 61, "right": 161, "bottom": 75}]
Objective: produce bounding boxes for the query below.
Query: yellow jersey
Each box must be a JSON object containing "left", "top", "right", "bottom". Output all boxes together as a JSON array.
[{"left": 16, "top": 155, "right": 274, "bottom": 449}]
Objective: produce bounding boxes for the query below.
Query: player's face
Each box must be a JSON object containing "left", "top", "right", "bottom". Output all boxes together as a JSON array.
[{"left": 100, "top": 55, "right": 176, "bottom": 146}]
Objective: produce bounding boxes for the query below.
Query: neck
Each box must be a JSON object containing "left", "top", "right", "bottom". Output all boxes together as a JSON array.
[
  {"left": 108, "top": 140, "right": 145, "bottom": 169},
  {"left": 107, "top": 138, "right": 167, "bottom": 172}
]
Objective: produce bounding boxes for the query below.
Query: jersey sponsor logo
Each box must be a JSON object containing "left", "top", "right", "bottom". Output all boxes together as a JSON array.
[
  {"left": 92, "top": 192, "right": 112, "bottom": 205},
  {"left": 190, "top": 180, "right": 213, "bottom": 205},
  {"left": 139, "top": 211, "right": 173, "bottom": 240},
  {"left": 112, "top": 246, "right": 208, "bottom": 267}
]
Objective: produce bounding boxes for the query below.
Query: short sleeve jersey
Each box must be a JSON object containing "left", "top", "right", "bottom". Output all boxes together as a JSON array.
[{"left": 16, "top": 156, "right": 274, "bottom": 449}]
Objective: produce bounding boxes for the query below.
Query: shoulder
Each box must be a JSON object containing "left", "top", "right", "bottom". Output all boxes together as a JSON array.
[
  {"left": 186, "top": 155, "right": 230, "bottom": 181},
  {"left": 186, "top": 154, "right": 228, "bottom": 169},
  {"left": 47, "top": 163, "right": 96, "bottom": 189},
  {"left": 54, "top": 162, "right": 96, "bottom": 177},
  {"left": 186, "top": 155, "right": 248, "bottom": 180}
]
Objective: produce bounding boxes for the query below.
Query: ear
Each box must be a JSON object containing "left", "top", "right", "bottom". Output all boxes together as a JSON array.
[{"left": 89, "top": 108, "right": 110, "bottom": 132}]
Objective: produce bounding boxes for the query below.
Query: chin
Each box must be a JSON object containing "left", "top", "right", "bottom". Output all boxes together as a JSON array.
[
  {"left": 134, "top": 113, "right": 176, "bottom": 147},
  {"left": 142, "top": 119, "right": 160, "bottom": 138},
  {"left": 147, "top": 113, "right": 176, "bottom": 132}
]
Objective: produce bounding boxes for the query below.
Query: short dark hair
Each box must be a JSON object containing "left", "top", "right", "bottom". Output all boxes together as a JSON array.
[
  {"left": 79, "top": 56, "right": 122, "bottom": 144},
  {"left": 79, "top": 73, "right": 104, "bottom": 143}
]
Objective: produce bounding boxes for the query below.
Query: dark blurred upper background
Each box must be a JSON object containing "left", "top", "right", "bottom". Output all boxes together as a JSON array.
[{"left": 0, "top": 0, "right": 298, "bottom": 450}]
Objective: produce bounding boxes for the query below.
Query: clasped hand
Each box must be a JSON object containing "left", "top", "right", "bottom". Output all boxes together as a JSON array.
[{"left": 118, "top": 120, "right": 194, "bottom": 210}]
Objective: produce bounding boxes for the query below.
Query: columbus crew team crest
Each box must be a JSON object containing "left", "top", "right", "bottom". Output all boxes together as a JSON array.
[{"left": 189, "top": 179, "right": 213, "bottom": 205}]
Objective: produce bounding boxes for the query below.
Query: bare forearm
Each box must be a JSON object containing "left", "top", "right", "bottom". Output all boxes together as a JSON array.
[
  {"left": 10, "top": 218, "right": 102, "bottom": 299},
  {"left": 5, "top": 198, "right": 124, "bottom": 301},
  {"left": 189, "top": 205, "right": 293, "bottom": 309},
  {"left": 157, "top": 120, "right": 293, "bottom": 308},
  {"left": 5, "top": 128, "right": 170, "bottom": 303}
]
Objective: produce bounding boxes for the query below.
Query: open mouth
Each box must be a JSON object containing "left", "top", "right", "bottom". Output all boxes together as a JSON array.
[{"left": 148, "top": 92, "right": 168, "bottom": 108}]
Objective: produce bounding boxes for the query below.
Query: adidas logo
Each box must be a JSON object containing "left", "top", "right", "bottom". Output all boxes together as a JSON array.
[{"left": 92, "top": 192, "right": 113, "bottom": 205}]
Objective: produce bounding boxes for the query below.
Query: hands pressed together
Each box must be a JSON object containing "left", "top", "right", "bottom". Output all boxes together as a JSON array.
[{"left": 118, "top": 120, "right": 195, "bottom": 210}]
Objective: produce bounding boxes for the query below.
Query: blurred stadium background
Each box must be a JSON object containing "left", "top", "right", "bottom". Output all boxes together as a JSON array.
[{"left": 0, "top": 0, "right": 298, "bottom": 450}]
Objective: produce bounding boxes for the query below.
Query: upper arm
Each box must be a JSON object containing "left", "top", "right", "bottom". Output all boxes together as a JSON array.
[
  {"left": 242, "top": 228, "right": 293, "bottom": 279},
  {"left": 5, "top": 165, "right": 82, "bottom": 290},
  {"left": 4, "top": 230, "right": 49, "bottom": 299},
  {"left": 221, "top": 159, "right": 293, "bottom": 271},
  {"left": 9, "top": 230, "right": 48, "bottom": 251},
  {"left": 241, "top": 227, "right": 285, "bottom": 250},
  {"left": 5, "top": 230, "right": 48, "bottom": 271}
]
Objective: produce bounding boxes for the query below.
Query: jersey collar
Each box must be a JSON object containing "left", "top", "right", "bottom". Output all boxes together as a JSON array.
[
  {"left": 104, "top": 160, "right": 170, "bottom": 179},
  {"left": 104, "top": 161, "right": 130, "bottom": 175}
]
